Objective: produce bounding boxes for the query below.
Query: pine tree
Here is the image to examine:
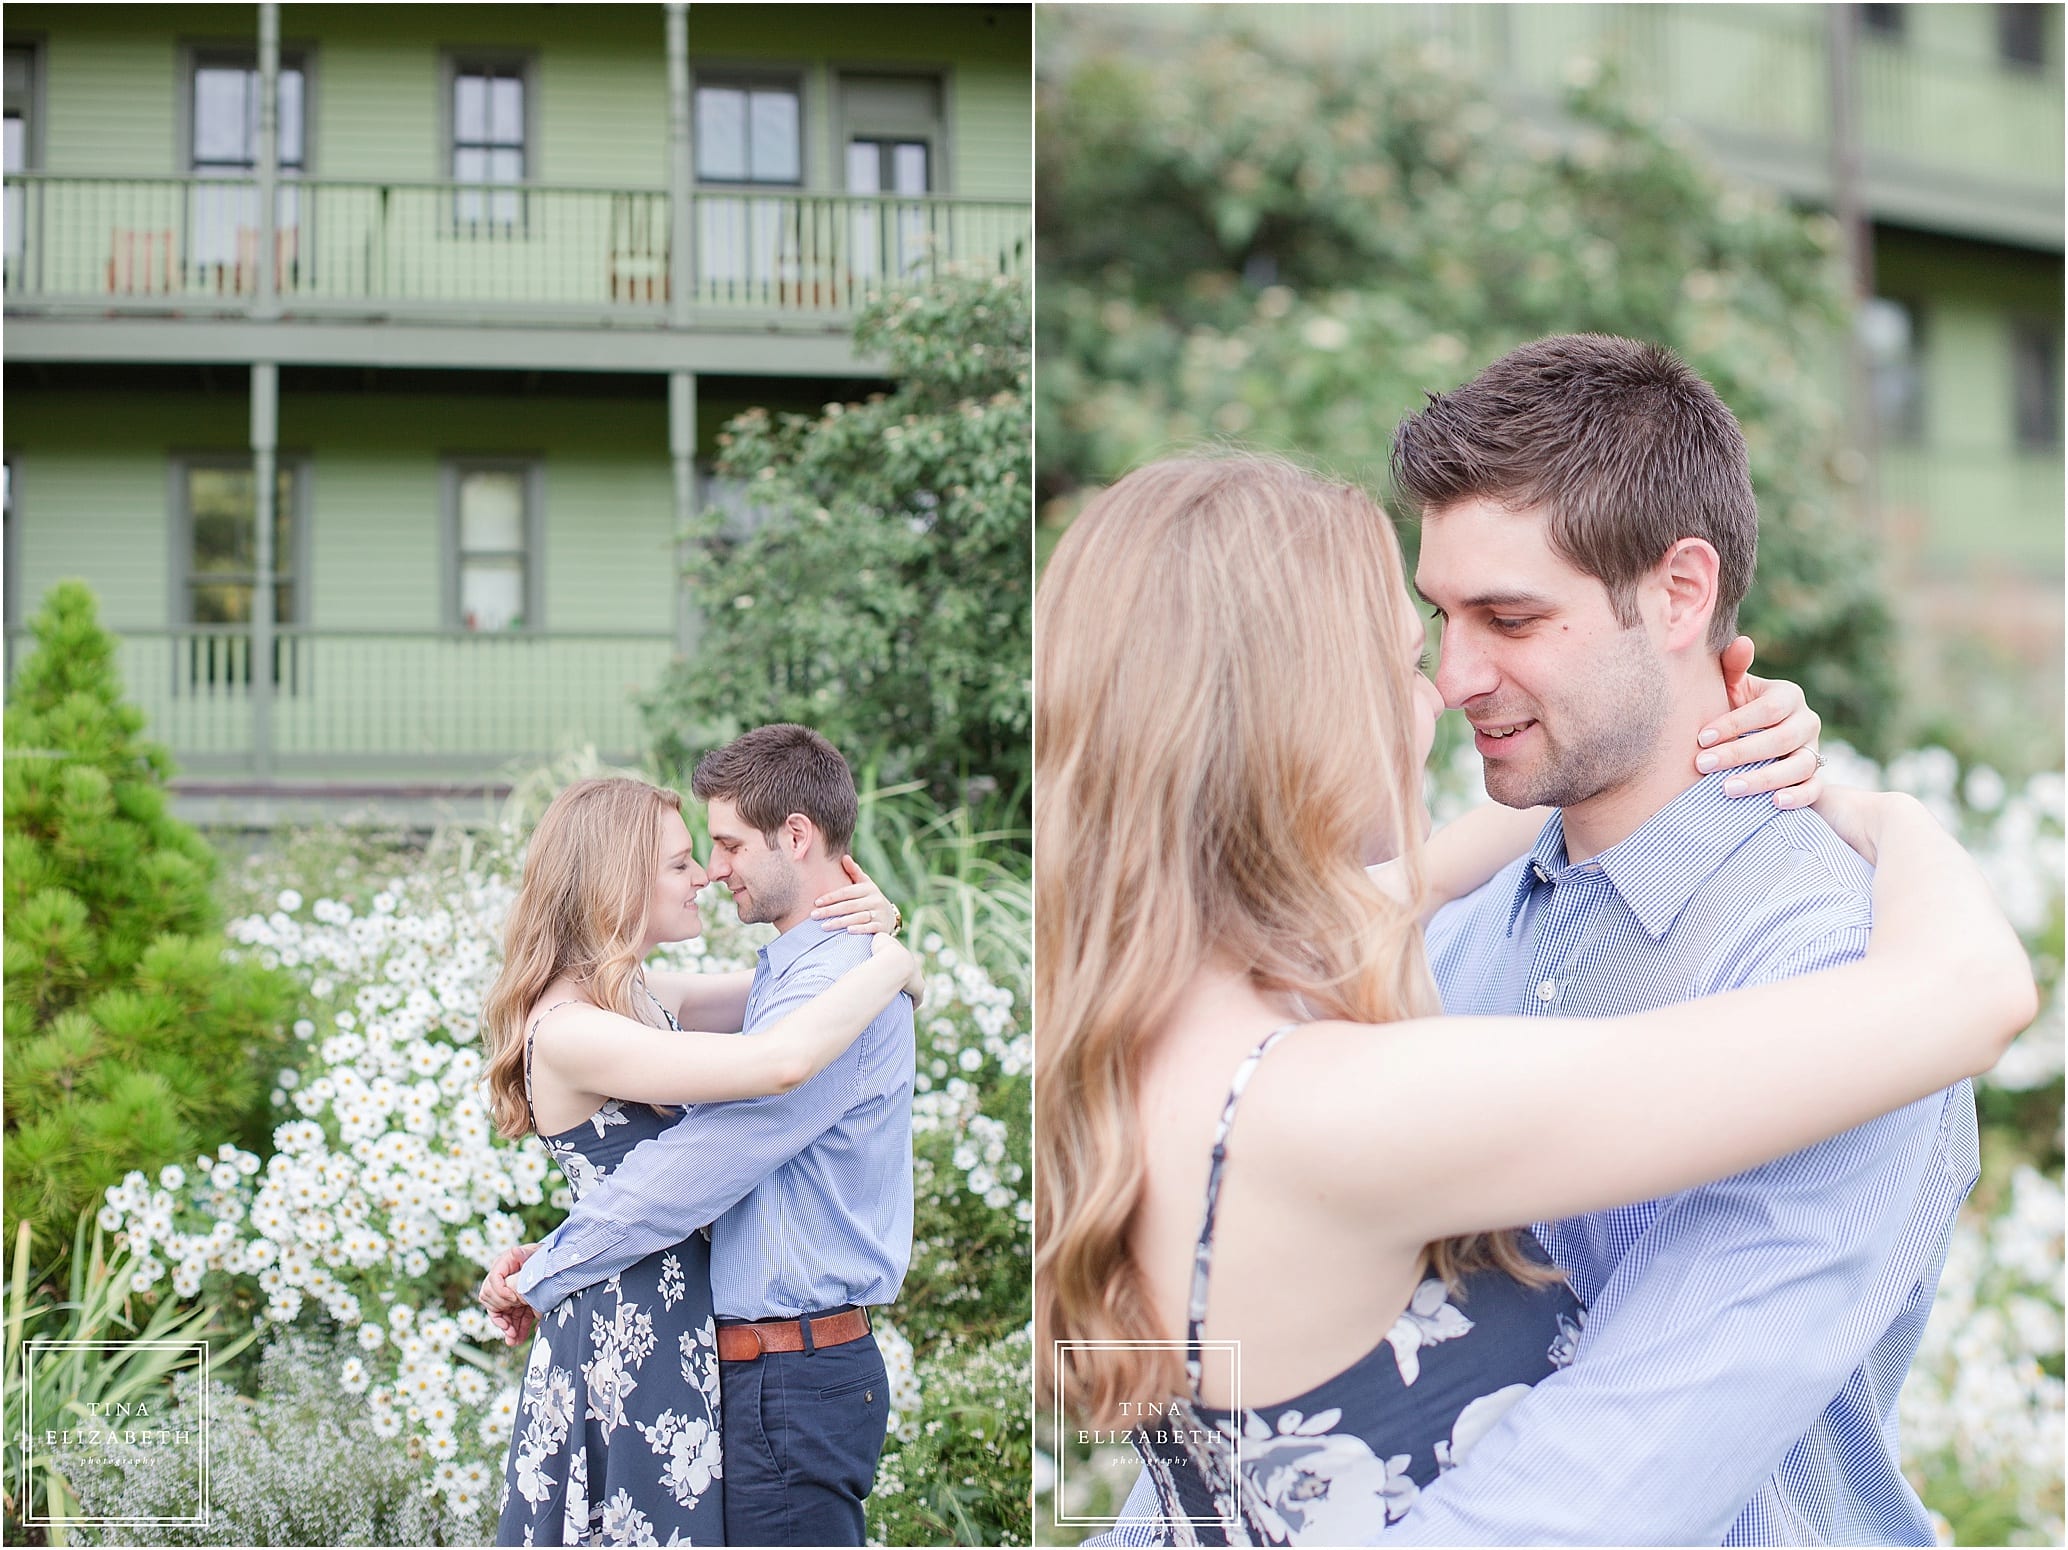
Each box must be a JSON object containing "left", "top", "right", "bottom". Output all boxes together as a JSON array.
[{"left": 4, "top": 582, "right": 296, "bottom": 1264}]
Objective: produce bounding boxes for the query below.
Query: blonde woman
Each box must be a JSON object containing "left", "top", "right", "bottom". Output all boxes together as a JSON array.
[
  {"left": 481, "top": 776, "right": 917, "bottom": 1547},
  {"left": 1034, "top": 453, "right": 2034, "bottom": 1545}
]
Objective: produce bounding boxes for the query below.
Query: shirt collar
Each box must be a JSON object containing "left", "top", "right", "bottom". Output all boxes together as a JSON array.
[
  {"left": 1502, "top": 765, "right": 1786, "bottom": 942},
  {"left": 758, "top": 916, "right": 840, "bottom": 979}
]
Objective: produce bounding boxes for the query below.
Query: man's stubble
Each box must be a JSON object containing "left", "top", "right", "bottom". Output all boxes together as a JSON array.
[{"left": 1481, "top": 626, "right": 1674, "bottom": 812}]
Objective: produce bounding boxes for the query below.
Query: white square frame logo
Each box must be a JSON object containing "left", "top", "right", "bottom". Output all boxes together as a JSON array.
[
  {"left": 20, "top": 1338, "right": 212, "bottom": 1527},
  {"left": 1049, "top": 1338, "right": 1241, "bottom": 1529}
]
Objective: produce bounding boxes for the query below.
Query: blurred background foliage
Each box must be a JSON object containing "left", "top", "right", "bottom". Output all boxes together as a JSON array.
[
  {"left": 646, "top": 271, "right": 1032, "bottom": 815},
  {"left": 1039, "top": 19, "right": 1903, "bottom": 752}
]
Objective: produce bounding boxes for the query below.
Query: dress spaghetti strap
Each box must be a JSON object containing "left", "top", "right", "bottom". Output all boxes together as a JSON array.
[{"left": 1184, "top": 1022, "right": 1303, "bottom": 1399}]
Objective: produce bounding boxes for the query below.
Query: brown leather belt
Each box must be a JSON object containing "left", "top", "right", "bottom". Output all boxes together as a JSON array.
[{"left": 715, "top": 1307, "right": 872, "bottom": 1363}]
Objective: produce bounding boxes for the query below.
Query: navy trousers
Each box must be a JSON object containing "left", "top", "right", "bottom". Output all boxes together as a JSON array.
[{"left": 719, "top": 1323, "right": 890, "bottom": 1547}]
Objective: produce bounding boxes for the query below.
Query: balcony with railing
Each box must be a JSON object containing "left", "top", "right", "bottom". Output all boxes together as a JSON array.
[
  {"left": 1167, "top": 3, "right": 2062, "bottom": 245},
  {"left": 3, "top": 626, "right": 678, "bottom": 778},
  {"left": 1, "top": 176, "right": 1032, "bottom": 324}
]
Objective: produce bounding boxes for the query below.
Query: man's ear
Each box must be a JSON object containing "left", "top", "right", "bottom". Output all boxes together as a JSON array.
[
  {"left": 780, "top": 812, "right": 818, "bottom": 861},
  {"left": 1654, "top": 538, "right": 1721, "bottom": 654}
]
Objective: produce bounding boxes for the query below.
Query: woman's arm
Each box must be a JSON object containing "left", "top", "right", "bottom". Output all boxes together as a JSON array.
[
  {"left": 644, "top": 967, "right": 755, "bottom": 1034},
  {"left": 646, "top": 859, "right": 906, "bottom": 1031},
  {"left": 536, "top": 935, "right": 918, "bottom": 1105},
  {"left": 1309, "top": 789, "right": 2033, "bottom": 1248}
]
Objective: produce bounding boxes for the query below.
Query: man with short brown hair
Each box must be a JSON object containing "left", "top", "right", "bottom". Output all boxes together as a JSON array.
[{"left": 496, "top": 724, "right": 916, "bottom": 1546}]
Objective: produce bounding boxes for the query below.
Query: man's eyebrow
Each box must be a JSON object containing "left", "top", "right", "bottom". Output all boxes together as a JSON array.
[{"left": 1446, "top": 589, "right": 1557, "bottom": 613}]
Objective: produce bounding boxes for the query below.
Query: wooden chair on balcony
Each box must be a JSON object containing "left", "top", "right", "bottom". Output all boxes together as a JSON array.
[
  {"left": 106, "top": 229, "right": 176, "bottom": 294},
  {"left": 229, "top": 225, "right": 300, "bottom": 294},
  {"left": 609, "top": 193, "right": 668, "bottom": 304}
]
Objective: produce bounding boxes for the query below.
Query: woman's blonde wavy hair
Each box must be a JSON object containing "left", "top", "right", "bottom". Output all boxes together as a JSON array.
[
  {"left": 1034, "top": 454, "right": 1555, "bottom": 1426},
  {"left": 482, "top": 776, "right": 684, "bottom": 1140}
]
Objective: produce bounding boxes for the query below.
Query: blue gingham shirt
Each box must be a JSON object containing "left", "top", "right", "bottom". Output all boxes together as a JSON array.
[
  {"left": 513, "top": 918, "right": 916, "bottom": 1320},
  {"left": 1104, "top": 772, "right": 1976, "bottom": 1545}
]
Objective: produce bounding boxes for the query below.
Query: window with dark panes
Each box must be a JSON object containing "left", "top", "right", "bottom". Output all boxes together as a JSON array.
[
  {"left": 454, "top": 466, "right": 532, "bottom": 631},
  {"left": 188, "top": 52, "right": 304, "bottom": 273},
  {"left": 847, "top": 139, "right": 930, "bottom": 278},
  {"left": 1860, "top": 4, "right": 1905, "bottom": 37},
  {"left": 1999, "top": 4, "right": 2047, "bottom": 67},
  {"left": 6, "top": 44, "right": 37, "bottom": 269},
  {"left": 183, "top": 461, "right": 299, "bottom": 626},
  {"left": 694, "top": 81, "right": 801, "bottom": 291},
  {"left": 2012, "top": 320, "right": 2062, "bottom": 451},
  {"left": 695, "top": 83, "right": 801, "bottom": 185},
  {"left": 452, "top": 61, "right": 526, "bottom": 226},
  {"left": 1860, "top": 297, "right": 1925, "bottom": 446}
]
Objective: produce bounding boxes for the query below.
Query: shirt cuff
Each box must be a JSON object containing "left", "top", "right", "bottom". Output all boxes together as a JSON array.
[{"left": 511, "top": 1218, "right": 630, "bottom": 1314}]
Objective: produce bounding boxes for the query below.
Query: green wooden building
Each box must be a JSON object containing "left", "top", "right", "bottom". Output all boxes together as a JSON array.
[{"left": 3, "top": 2, "right": 1031, "bottom": 820}]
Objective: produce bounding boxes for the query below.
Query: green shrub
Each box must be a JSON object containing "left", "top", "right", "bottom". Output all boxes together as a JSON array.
[
  {"left": 3, "top": 1216, "right": 254, "bottom": 1545},
  {"left": 3, "top": 583, "right": 298, "bottom": 1267},
  {"left": 873, "top": 1327, "right": 1034, "bottom": 1548},
  {"left": 1037, "top": 19, "right": 1901, "bottom": 754},
  {"left": 644, "top": 269, "right": 1033, "bottom": 809}
]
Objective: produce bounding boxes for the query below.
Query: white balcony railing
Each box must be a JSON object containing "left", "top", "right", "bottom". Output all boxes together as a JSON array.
[
  {"left": 2, "top": 176, "right": 1032, "bottom": 319},
  {"left": 5, "top": 627, "right": 679, "bottom": 772}
]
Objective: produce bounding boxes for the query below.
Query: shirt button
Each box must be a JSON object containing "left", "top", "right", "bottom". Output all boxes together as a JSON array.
[{"left": 1535, "top": 980, "right": 1558, "bottom": 1003}]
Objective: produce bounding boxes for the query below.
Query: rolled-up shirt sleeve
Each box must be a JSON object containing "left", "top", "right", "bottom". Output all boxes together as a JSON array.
[{"left": 513, "top": 964, "right": 860, "bottom": 1315}]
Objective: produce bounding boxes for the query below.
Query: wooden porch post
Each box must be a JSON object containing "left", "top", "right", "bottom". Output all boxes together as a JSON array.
[
  {"left": 256, "top": 2, "right": 280, "bottom": 321},
  {"left": 667, "top": 2, "right": 693, "bottom": 322},
  {"left": 251, "top": 362, "right": 277, "bottom": 781},
  {"left": 670, "top": 371, "right": 699, "bottom": 657},
  {"left": 667, "top": 6, "right": 699, "bottom": 658},
  {"left": 250, "top": 6, "right": 281, "bottom": 780}
]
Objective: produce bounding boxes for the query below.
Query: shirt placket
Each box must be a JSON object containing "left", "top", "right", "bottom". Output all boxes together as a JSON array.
[{"left": 1520, "top": 863, "right": 1612, "bottom": 1015}]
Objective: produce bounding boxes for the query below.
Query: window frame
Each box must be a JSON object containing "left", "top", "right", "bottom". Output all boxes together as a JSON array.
[
  {"left": 5, "top": 36, "right": 45, "bottom": 173},
  {"left": 835, "top": 69, "right": 948, "bottom": 194},
  {"left": 1861, "top": 294, "right": 1927, "bottom": 448},
  {"left": 167, "top": 449, "right": 313, "bottom": 630},
  {"left": 439, "top": 48, "right": 538, "bottom": 231},
  {"left": 176, "top": 39, "right": 317, "bottom": 176},
  {"left": 441, "top": 456, "right": 544, "bottom": 634},
  {"left": 6, "top": 38, "right": 44, "bottom": 280},
  {"left": 691, "top": 69, "right": 808, "bottom": 189},
  {"left": 2010, "top": 316, "right": 2063, "bottom": 454},
  {"left": 1998, "top": 3, "right": 2049, "bottom": 70}
]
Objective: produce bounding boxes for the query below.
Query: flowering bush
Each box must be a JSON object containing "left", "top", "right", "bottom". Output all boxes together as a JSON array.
[
  {"left": 873, "top": 1327, "right": 1034, "bottom": 1547},
  {"left": 71, "top": 1327, "right": 480, "bottom": 1546},
  {"left": 94, "top": 792, "right": 1031, "bottom": 1542}
]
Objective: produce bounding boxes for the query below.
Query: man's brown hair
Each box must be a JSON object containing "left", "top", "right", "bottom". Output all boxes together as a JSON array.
[
  {"left": 1389, "top": 333, "right": 1757, "bottom": 650},
  {"left": 690, "top": 724, "right": 858, "bottom": 854}
]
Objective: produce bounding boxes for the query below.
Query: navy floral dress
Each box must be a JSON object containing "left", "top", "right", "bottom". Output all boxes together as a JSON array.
[
  {"left": 1137, "top": 1024, "right": 1585, "bottom": 1545},
  {"left": 497, "top": 994, "right": 725, "bottom": 1547}
]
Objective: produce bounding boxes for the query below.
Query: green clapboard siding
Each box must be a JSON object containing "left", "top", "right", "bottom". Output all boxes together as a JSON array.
[
  {"left": 951, "top": 57, "right": 1033, "bottom": 199},
  {"left": 10, "top": 4, "right": 1027, "bottom": 196},
  {"left": 7, "top": 389, "right": 247, "bottom": 628},
  {"left": 9, "top": 389, "right": 681, "bottom": 634},
  {"left": 1875, "top": 229, "right": 2063, "bottom": 575}
]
